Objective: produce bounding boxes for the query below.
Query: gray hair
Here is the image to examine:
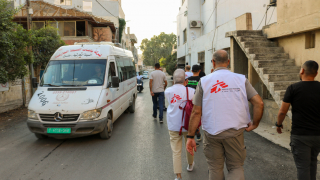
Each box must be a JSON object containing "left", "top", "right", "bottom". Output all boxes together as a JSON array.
[
  {"left": 213, "top": 50, "right": 229, "bottom": 64},
  {"left": 173, "top": 69, "right": 185, "bottom": 84}
]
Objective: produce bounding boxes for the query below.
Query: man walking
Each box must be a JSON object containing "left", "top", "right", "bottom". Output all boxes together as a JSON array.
[
  {"left": 276, "top": 60, "right": 320, "bottom": 180},
  {"left": 150, "top": 63, "right": 167, "bottom": 123},
  {"left": 186, "top": 50, "right": 264, "bottom": 180},
  {"left": 165, "top": 69, "right": 195, "bottom": 180},
  {"left": 185, "top": 65, "right": 193, "bottom": 79},
  {"left": 186, "top": 64, "right": 202, "bottom": 144}
]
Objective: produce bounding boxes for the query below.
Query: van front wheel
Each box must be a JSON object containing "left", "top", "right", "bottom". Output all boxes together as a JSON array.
[
  {"left": 100, "top": 114, "right": 113, "bottom": 139},
  {"left": 128, "top": 96, "right": 135, "bottom": 113}
]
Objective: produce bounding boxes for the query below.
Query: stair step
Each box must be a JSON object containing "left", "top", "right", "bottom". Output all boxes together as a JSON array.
[
  {"left": 242, "top": 41, "right": 277, "bottom": 48},
  {"left": 274, "top": 90, "right": 286, "bottom": 101},
  {"left": 264, "top": 74, "right": 300, "bottom": 82},
  {"left": 253, "top": 53, "right": 289, "bottom": 60},
  {"left": 254, "top": 59, "right": 295, "bottom": 67},
  {"left": 269, "top": 81, "right": 299, "bottom": 91},
  {"left": 260, "top": 66, "right": 301, "bottom": 74},
  {"left": 238, "top": 36, "right": 268, "bottom": 42},
  {"left": 246, "top": 47, "right": 284, "bottom": 54},
  {"left": 227, "top": 30, "right": 263, "bottom": 37}
]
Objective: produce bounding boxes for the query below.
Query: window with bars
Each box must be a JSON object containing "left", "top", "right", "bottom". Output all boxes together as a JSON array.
[
  {"left": 305, "top": 31, "right": 316, "bottom": 49},
  {"left": 83, "top": 1, "right": 92, "bottom": 12},
  {"left": 183, "top": 29, "right": 187, "bottom": 43}
]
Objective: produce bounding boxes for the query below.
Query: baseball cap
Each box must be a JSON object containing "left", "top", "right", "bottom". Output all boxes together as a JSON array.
[{"left": 192, "top": 64, "right": 201, "bottom": 72}]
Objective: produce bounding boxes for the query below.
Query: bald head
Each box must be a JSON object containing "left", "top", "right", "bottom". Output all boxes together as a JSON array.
[
  {"left": 213, "top": 50, "right": 229, "bottom": 65},
  {"left": 173, "top": 69, "right": 185, "bottom": 84}
]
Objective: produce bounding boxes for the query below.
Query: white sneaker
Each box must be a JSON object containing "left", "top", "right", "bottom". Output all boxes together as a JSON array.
[
  {"left": 187, "top": 161, "right": 195, "bottom": 172},
  {"left": 175, "top": 178, "right": 182, "bottom": 180}
]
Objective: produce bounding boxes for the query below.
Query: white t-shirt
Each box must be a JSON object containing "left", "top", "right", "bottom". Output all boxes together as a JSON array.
[
  {"left": 165, "top": 84, "right": 195, "bottom": 132},
  {"left": 185, "top": 72, "right": 193, "bottom": 79},
  {"left": 150, "top": 70, "right": 167, "bottom": 93},
  {"left": 137, "top": 75, "right": 144, "bottom": 80}
]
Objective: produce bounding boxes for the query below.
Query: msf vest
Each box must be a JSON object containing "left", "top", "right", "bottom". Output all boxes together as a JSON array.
[{"left": 200, "top": 70, "right": 250, "bottom": 135}]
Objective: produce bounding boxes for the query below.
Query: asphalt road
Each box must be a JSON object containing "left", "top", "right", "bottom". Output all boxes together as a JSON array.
[{"left": 0, "top": 79, "right": 319, "bottom": 180}]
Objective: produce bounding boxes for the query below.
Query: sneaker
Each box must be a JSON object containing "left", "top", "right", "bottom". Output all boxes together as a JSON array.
[
  {"left": 197, "top": 134, "right": 202, "bottom": 142},
  {"left": 175, "top": 178, "right": 182, "bottom": 180},
  {"left": 187, "top": 161, "right": 195, "bottom": 172},
  {"left": 152, "top": 115, "right": 157, "bottom": 120},
  {"left": 196, "top": 143, "right": 200, "bottom": 147},
  {"left": 163, "top": 108, "right": 167, "bottom": 111},
  {"left": 159, "top": 119, "right": 163, "bottom": 123}
]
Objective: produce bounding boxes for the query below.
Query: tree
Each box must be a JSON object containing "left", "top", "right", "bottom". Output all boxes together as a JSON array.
[
  {"left": 0, "top": 0, "right": 32, "bottom": 84},
  {"left": 31, "top": 26, "right": 65, "bottom": 68},
  {"left": 140, "top": 32, "right": 176, "bottom": 66},
  {"left": 163, "top": 52, "right": 177, "bottom": 75}
]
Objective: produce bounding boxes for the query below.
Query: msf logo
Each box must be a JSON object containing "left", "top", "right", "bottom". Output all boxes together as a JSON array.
[
  {"left": 211, "top": 80, "right": 228, "bottom": 93},
  {"left": 171, "top": 94, "right": 182, "bottom": 104}
]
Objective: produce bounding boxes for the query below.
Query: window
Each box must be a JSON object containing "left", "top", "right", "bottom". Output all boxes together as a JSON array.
[
  {"left": 198, "top": 51, "right": 205, "bottom": 63},
  {"left": 83, "top": 1, "right": 92, "bottom": 12},
  {"left": 183, "top": 29, "right": 187, "bottom": 43},
  {"left": 32, "top": 21, "right": 45, "bottom": 30},
  {"left": 178, "top": 36, "right": 180, "bottom": 46},
  {"left": 116, "top": 57, "right": 135, "bottom": 81},
  {"left": 306, "top": 31, "right": 316, "bottom": 49},
  {"left": 76, "top": 21, "right": 86, "bottom": 36},
  {"left": 54, "top": 0, "right": 72, "bottom": 5},
  {"left": 107, "top": 62, "right": 117, "bottom": 87},
  {"left": 64, "top": 22, "right": 76, "bottom": 36}
]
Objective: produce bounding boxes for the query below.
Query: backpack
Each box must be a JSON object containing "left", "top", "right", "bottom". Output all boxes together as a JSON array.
[{"left": 179, "top": 87, "right": 201, "bottom": 135}]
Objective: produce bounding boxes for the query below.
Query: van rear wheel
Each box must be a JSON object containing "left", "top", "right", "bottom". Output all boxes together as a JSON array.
[
  {"left": 35, "top": 133, "right": 48, "bottom": 139},
  {"left": 128, "top": 96, "right": 135, "bottom": 113},
  {"left": 100, "top": 114, "right": 113, "bottom": 139}
]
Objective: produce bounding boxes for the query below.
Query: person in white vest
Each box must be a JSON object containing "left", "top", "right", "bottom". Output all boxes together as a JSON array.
[
  {"left": 186, "top": 50, "right": 264, "bottom": 180},
  {"left": 165, "top": 69, "right": 195, "bottom": 180}
]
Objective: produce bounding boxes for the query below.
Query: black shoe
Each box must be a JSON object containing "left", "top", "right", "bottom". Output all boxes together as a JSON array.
[
  {"left": 163, "top": 108, "right": 167, "bottom": 111},
  {"left": 196, "top": 143, "right": 200, "bottom": 147},
  {"left": 159, "top": 119, "right": 163, "bottom": 123}
]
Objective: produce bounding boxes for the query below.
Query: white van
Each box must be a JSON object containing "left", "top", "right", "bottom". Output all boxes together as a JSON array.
[{"left": 27, "top": 43, "right": 137, "bottom": 139}]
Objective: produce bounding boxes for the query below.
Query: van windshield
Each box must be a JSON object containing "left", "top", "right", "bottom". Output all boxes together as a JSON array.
[{"left": 40, "top": 59, "right": 107, "bottom": 87}]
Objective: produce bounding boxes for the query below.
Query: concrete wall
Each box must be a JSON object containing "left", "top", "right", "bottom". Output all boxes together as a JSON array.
[
  {"left": 276, "top": 30, "right": 320, "bottom": 82},
  {"left": 176, "top": 0, "right": 277, "bottom": 74},
  {"left": 0, "top": 77, "right": 32, "bottom": 113},
  {"left": 263, "top": 0, "right": 320, "bottom": 38}
]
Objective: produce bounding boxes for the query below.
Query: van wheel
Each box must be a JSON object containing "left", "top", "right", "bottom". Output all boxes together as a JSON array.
[
  {"left": 35, "top": 133, "right": 48, "bottom": 139},
  {"left": 128, "top": 96, "right": 135, "bottom": 113},
  {"left": 100, "top": 114, "right": 113, "bottom": 139}
]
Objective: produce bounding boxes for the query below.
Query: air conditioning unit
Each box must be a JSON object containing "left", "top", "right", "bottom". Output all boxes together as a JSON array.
[{"left": 190, "top": 21, "right": 201, "bottom": 28}]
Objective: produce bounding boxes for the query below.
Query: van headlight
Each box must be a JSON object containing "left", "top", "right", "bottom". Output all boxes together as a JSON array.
[
  {"left": 80, "top": 108, "right": 102, "bottom": 120},
  {"left": 28, "top": 110, "right": 39, "bottom": 120}
]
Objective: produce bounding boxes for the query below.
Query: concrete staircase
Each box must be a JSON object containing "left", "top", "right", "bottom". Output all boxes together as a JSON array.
[{"left": 226, "top": 30, "right": 300, "bottom": 118}]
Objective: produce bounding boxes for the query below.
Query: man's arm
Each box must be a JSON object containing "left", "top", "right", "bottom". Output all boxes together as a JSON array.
[
  {"left": 246, "top": 94, "right": 264, "bottom": 132},
  {"left": 276, "top": 102, "right": 290, "bottom": 134},
  {"left": 149, "top": 79, "right": 154, "bottom": 96},
  {"left": 186, "top": 105, "right": 202, "bottom": 156},
  {"left": 164, "top": 80, "right": 167, "bottom": 89}
]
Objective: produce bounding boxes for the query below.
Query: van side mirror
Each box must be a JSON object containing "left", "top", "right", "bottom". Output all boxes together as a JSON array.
[
  {"left": 32, "top": 77, "right": 38, "bottom": 88},
  {"left": 111, "top": 76, "right": 119, "bottom": 88}
]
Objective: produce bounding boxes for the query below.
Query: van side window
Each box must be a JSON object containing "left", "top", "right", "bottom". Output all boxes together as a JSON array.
[{"left": 108, "top": 62, "right": 116, "bottom": 87}]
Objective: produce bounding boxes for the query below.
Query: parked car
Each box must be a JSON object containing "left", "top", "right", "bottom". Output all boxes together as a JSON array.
[
  {"left": 27, "top": 43, "right": 137, "bottom": 139},
  {"left": 143, "top": 71, "right": 149, "bottom": 79}
]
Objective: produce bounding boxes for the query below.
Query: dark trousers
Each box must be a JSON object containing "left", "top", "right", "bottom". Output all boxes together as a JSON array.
[
  {"left": 291, "top": 135, "right": 320, "bottom": 180},
  {"left": 152, "top": 92, "right": 164, "bottom": 119}
]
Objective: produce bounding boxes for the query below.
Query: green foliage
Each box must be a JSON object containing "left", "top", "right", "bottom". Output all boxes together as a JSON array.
[
  {"left": 140, "top": 32, "right": 176, "bottom": 66},
  {"left": 31, "top": 26, "right": 65, "bottom": 67},
  {"left": 159, "top": 57, "right": 166, "bottom": 67},
  {"left": 0, "top": 0, "right": 32, "bottom": 83},
  {"left": 119, "top": 18, "right": 126, "bottom": 43},
  {"left": 163, "top": 52, "right": 177, "bottom": 75}
]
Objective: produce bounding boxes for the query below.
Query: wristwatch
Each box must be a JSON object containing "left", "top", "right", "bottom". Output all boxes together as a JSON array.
[
  {"left": 186, "top": 135, "right": 194, "bottom": 139},
  {"left": 275, "top": 122, "right": 283, "bottom": 128}
]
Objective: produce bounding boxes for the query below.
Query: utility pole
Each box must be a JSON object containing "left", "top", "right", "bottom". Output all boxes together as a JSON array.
[{"left": 26, "top": 0, "right": 35, "bottom": 95}]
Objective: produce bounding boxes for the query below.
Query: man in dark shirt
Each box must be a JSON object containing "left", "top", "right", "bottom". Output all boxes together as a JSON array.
[
  {"left": 186, "top": 64, "right": 202, "bottom": 145},
  {"left": 276, "top": 60, "right": 320, "bottom": 180}
]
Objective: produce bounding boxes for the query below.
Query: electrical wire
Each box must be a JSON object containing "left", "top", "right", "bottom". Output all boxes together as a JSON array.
[
  {"left": 95, "top": 0, "right": 117, "bottom": 18},
  {"left": 203, "top": 0, "right": 220, "bottom": 28},
  {"left": 267, "top": 7, "right": 276, "bottom": 25}
]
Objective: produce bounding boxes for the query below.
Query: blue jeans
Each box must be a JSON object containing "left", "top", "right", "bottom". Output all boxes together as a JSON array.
[{"left": 152, "top": 92, "right": 164, "bottom": 119}]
